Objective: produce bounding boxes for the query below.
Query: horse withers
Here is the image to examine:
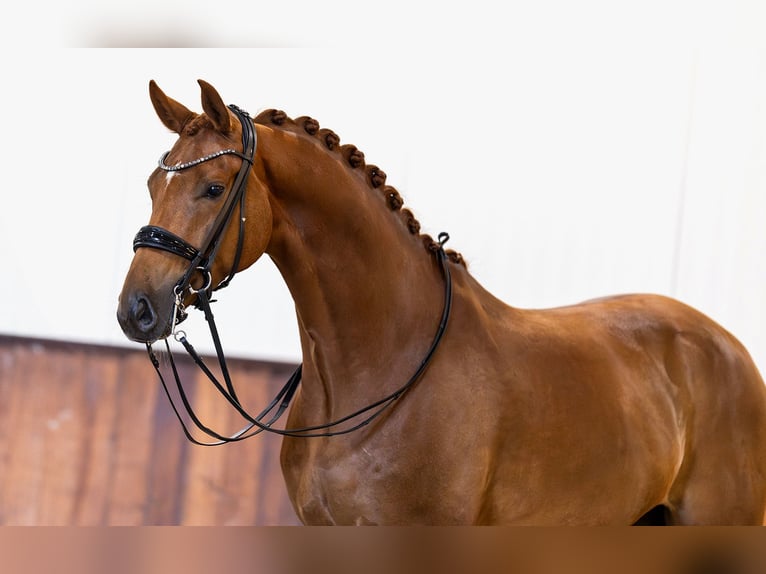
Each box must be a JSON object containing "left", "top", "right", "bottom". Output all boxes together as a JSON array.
[{"left": 117, "top": 79, "right": 766, "bottom": 525}]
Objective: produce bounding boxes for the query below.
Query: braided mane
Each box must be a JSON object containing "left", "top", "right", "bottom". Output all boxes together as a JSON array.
[{"left": 253, "top": 109, "right": 465, "bottom": 267}]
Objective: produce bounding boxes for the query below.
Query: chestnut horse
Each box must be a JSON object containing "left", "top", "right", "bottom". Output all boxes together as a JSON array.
[{"left": 117, "top": 79, "right": 766, "bottom": 525}]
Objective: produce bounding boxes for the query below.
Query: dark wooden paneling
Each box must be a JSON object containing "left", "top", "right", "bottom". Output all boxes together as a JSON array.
[{"left": 0, "top": 336, "right": 300, "bottom": 525}]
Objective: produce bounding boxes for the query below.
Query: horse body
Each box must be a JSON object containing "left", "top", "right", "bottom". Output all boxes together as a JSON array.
[
  {"left": 283, "top": 267, "right": 766, "bottom": 525},
  {"left": 117, "top": 80, "right": 766, "bottom": 525}
]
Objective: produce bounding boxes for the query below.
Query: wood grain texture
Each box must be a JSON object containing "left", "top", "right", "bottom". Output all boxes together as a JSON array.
[{"left": 0, "top": 336, "right": 300, "bottom": 525}]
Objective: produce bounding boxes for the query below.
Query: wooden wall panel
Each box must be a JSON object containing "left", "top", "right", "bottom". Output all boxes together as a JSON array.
[{"left": 0, "top": 336, "right": 300, "bottom": 525}]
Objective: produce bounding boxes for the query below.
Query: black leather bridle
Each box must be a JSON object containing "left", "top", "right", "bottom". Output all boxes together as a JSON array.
[
  {"left": 134, "top": 104, "right": 256, "bottom": 297},
  {"left": 133, "top": 104, "right": 453, "bottom": 446}
]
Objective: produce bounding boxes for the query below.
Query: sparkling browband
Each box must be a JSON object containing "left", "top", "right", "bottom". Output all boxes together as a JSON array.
[{"left": 158, "top": 149, "right": 244, "bottom": 172}]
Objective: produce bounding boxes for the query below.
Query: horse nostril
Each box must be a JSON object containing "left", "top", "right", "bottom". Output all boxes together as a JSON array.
[{"left": 132, "top": 295, "right": 157, "bottom": 332}]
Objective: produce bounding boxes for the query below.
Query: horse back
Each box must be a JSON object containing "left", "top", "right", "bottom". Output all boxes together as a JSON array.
[{"left": 516, "top": 292, "right": 766, "bottom": 436}]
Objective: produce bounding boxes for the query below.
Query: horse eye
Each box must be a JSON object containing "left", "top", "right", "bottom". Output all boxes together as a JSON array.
[{"left": 205, "top": 184, "right": 225, "bottom": 198}]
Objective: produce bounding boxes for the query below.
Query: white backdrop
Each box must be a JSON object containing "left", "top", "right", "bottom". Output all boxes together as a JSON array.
[{"left": 1, "top": 1, "right": 764, "bottom": 378}]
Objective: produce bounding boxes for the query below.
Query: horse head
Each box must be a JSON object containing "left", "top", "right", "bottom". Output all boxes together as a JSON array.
[{"left": 117, "top": 80, "right": 273, "bottom": 343}]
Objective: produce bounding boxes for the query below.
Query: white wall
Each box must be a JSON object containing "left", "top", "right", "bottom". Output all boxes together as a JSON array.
[{"left": 1, "top": 1, "right": 764, "bottom": 378}]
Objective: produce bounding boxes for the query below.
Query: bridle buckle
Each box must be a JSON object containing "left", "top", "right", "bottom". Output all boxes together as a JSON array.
[{"left": 171, "top": 285, "right": 188, "bottom": 341}]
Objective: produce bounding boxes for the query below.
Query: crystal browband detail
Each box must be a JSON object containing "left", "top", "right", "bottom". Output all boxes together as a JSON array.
[{"left": 158, "top": 149, "right": 245, "bottom": 172}]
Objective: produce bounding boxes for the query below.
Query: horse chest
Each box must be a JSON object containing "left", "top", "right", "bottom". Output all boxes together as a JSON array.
[
  {"left": 283, "top": 428, "right": 486, "bottom": 525},
  {"left": 285, "top": 441, "right": 398, "bottom": 525}
]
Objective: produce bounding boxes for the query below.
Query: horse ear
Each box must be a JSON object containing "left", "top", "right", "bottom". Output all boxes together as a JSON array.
[
  {"left": 198, "top": 79, "right": 232, "bottom": 134},
  {"left": 149, "top": 80, "right": 196, "bottom": 134}
]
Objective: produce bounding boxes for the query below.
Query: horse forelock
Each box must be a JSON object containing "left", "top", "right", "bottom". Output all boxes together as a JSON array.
[
  {"left": 182, "top": 114, "right": 210, "bottom": 137},
  {"left": 254, "top": 109, "right": 465, "bottom": 267}
]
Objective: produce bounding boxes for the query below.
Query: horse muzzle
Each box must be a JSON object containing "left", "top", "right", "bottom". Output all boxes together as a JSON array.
[{"left": 117, "top": 288, "right": 173, "bottom": 343}]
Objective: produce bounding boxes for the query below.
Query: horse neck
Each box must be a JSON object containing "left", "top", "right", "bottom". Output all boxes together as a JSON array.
[{"left": 256, "top": 124, "right": 445, "bottom": 409}]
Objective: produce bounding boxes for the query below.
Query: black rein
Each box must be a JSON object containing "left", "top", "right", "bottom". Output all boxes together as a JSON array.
[{"left": 133, "top": 104, "right": 453, "bottom": 446}]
